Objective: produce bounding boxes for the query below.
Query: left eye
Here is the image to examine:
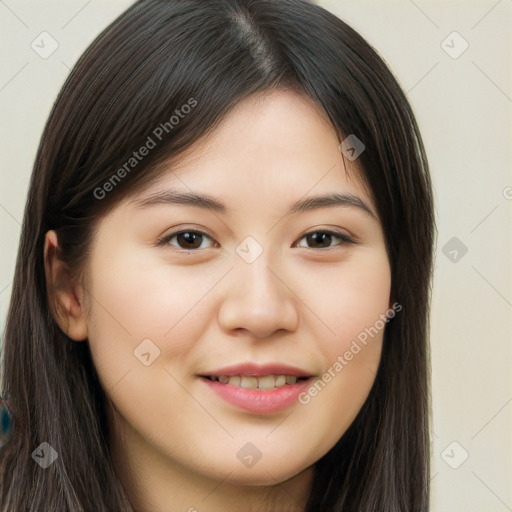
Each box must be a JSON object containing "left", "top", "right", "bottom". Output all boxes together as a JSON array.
[
  {"left": 295, "top": 230, "right": 355, "bottom": 249},
  {"left": 158, "top": 229, "right": 355, "bottom": 252}
]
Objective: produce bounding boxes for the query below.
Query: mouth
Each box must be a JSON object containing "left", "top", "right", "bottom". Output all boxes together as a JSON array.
[
  {"left": 198, "top": 363, "right": 314, "bottom": 414},
  {"left": 200, "top": 374, "right": 310, "bottom": 390}
]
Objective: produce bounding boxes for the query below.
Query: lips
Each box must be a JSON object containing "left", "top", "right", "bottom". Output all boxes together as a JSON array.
[{"left": 198, "top": 363, "right": 314, "bottom": 414}]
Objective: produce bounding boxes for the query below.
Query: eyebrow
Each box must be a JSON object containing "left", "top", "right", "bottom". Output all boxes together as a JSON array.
[{"left": 133, "top": 189, "right": 376, "bottom": 218}]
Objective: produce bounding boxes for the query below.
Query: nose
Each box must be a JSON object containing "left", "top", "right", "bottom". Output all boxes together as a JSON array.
[{"left": 217, "top": 256, "right": 300, "bottom": 339}]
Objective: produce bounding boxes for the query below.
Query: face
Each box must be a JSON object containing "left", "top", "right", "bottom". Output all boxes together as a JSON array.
[{"left": 79, "top": 90, "right": 391, "bottom": 495}]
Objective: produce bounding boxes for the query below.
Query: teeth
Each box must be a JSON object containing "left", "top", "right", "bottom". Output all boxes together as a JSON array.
[
  {"left": 210, "top": 374, "right": 303, "bottom": 389},
  {"left": 258, "top": 375, "right": 275, "bottom": 390},
  {"left": 240, "top": 376, "right": 258, "bottom": 389},
  {"left": 275, "top": 375, "right": 286, "bottom": 387},
  {"left": 228, "top": 376, "right": 240, "bottom": 386}
]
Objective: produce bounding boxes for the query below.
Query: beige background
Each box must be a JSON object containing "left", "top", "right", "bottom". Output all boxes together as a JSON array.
[{"left": 0, "top": 1, "right": 510, "bottom": 510}]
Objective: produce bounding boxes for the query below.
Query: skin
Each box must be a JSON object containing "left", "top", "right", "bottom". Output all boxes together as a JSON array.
[{"left": 45, "top": 89, "right": 392, "bottom": 512}]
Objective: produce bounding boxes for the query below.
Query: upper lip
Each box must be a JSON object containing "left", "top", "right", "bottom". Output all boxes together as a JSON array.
[{"left": 199, "top": 362, "right": 314, "bottom": 378}]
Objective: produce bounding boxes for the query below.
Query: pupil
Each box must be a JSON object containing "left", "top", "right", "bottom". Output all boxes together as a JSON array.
[
  {"left": 308, "top": 232, "right": 330, "bottom": 248},
  {"left": 179, "top": 232, "right": 202, "bottom": 249}
]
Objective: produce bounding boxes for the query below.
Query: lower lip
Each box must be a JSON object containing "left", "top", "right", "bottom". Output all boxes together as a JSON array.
[{"left": 201, "top": 377, "right": 312, "bottom": 414}]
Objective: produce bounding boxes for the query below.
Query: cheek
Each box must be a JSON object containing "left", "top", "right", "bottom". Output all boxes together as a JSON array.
[
  {"left": 300, "top": 250, "right": 391, "bottom": 348},
  {"left": 290, "top": 253, "right": 390, "bottom": 452},
  {"left": 83, "top": 247, "right": 231, "bottom": 380},
  {"left": 337, "top": 262, "right": 391, "bottom": 347}
]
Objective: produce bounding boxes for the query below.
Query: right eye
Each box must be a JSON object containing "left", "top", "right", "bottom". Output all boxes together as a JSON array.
[{"left": 157, "top": 230, "right": 218, "bottom": 252}]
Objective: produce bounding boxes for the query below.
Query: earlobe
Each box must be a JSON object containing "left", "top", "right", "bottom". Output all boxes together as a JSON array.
[{"left": 44, "top": 230, "right": 88, "bottom": 341}]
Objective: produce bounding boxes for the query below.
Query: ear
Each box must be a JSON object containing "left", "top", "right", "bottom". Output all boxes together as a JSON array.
[{"left": 44, "top": 230, "right": 88, "bottom": 341}]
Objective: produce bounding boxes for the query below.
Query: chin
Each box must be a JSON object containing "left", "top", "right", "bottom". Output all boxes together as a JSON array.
[{"left": 220, "top": 460, "right": 312, "bottom": 487}]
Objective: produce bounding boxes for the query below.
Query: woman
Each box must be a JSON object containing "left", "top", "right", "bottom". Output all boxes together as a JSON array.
[{"left": 0, "top": 0, "right": 435, "bottom": 510}]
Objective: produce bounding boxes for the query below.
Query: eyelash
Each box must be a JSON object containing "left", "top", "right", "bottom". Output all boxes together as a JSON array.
[{"left": 156, "top": 228, "right": 356, "bottom": 253}]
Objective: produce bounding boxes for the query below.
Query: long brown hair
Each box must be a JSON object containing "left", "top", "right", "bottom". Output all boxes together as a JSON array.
[{"left": 0, "top": 0, "right": 435, "bottom": 510}]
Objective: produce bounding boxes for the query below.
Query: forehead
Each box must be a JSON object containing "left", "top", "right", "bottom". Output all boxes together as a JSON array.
[{"left": 127, "top": 89, "right": 375, "bottom": 214}]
